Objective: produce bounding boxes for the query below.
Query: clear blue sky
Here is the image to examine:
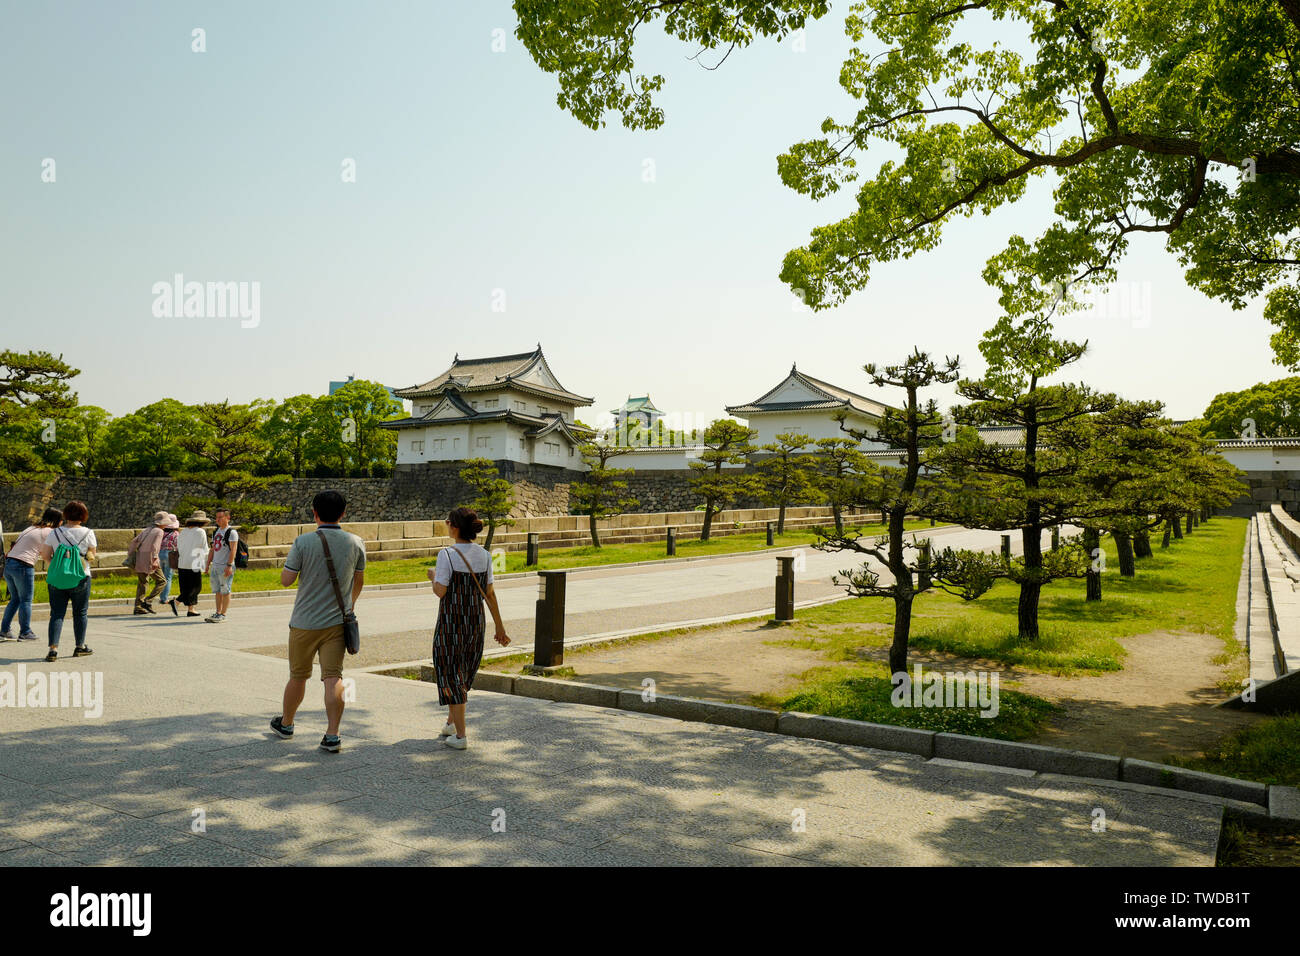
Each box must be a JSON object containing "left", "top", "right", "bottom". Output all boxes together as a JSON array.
[{"left": 0, "top": 0, "right": 1281, "bottom": 423}]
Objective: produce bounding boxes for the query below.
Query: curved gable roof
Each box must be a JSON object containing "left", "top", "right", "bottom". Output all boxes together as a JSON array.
[
  {"left": 394, "top": 346, "right": 594, "bottom": 405},
  {"left": 726, "top": 366, "right": 898, "bottom": 418}
]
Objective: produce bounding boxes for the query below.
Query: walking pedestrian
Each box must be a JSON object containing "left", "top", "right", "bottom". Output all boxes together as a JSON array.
[
  {"left": 176, "top": 511, "right": 210, "bottom": 618},
  {"left": 204, "top": 509, "right": 238, "bottom": 623},
  {"left": 427, "top": 507, "right": 510, "bottom": 751},
  {"left": 130, "top": 511, "right": 169, "bottom": 614},
  {"left": 1, "top": 507, "right": 64, "bottom": 643},
  {"left": 158, "top": 513, "right": 180, "bottom": 616},
  {"left": 39, "top": 501, "right": 97, "bottom": 662},
  {"left": 269, "top": 490, "right": 365, "bottom": 753}
]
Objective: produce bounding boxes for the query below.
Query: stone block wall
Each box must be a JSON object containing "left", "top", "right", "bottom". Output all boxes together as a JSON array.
[{"left": 1223, "top": 472, "right": 1300, "bottom": 517}]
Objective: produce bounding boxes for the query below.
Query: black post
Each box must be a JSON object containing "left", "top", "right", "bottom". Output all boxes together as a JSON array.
[
  {"left": 666, "top": 526, "right": 676, "bottom": 557},
  {"left": 532, "top": 570, "right": 567, "bottom": 668},
  {"left": 774, "top": 556, "right": 795, "bottom": 622},
  {"left": 766, "top": 521, "right": 775, "bottom": 547},
  {"left": 1001, "top": 534, "right": 1012, "bottom": 565},
  {"left": 1051, "top": 526, "right": 1060, "bottom": 551},
  {"left": 918, "top": 541, "right": 931, "bottom": 590},
  {"left": 526, "top": 532, "right": 539, "bottom": 567}
]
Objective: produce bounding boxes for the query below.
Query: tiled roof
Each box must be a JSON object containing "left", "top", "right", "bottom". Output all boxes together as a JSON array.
[
  {"left": 394, "top": 346, "right": 593, "bottom": 405},
  {"left": 726, "top": 367, "right": 899, "bottom": 418},
  {"left": 1215, "top": 438, "right": 1300, "bottom": 448},
  {"left": 612, "top": 395, "right": 664, "bottom": 414}
]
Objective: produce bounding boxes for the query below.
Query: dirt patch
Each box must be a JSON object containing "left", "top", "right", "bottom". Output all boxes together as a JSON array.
[
  {"left": 491, "top": 618, "right": 1260, "bottom": 766},
  {"left": 486, "top": 621, "right": 831, "bottom": 705}
]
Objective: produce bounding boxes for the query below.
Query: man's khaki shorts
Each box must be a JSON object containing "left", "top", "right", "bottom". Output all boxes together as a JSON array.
[{"left": 289, "top": 624, "right": 346, "bottom": 681}]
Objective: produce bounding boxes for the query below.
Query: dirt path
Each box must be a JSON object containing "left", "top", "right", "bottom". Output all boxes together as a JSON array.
[
  {"left": 488, "top": 622, "right": 1260, "bottom": 764},
  {"left": 485, "top": 621, "right": 833, "bottom": 704}
]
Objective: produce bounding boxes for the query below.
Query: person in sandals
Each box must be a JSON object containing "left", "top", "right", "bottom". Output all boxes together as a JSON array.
[{"left": 427, "top": 507, "right": 510, "bottom": 750}]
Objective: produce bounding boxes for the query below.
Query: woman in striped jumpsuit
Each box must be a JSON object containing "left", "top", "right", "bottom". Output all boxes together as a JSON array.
[{"left": 428, "top": 507, "right": 511, "bottom": 750}]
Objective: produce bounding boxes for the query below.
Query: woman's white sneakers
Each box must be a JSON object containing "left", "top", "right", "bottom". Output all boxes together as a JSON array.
[
  {"left": 438, "top": 722, "right": 456, "bottom": 738},
  {"left": 443, "top": 734, "right": 468, "bottom": 750}
]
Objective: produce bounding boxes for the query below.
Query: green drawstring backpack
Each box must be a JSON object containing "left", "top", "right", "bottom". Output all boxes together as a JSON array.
[{"left": 45, "top": 528, "right": 89, "bottom": 590}]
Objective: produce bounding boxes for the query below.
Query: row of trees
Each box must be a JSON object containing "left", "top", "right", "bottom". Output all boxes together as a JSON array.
[
  {"left": 810, "top": 330, "right": 1242, "bottom": 673},
  {"left": 0, "top": 352, "right": 403, "bottom": 483}
]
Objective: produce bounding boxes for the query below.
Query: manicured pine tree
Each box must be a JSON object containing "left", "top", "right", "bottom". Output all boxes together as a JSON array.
[
  {"left": 572, "top": 442, "right": 639, "bottom": 549},
  {"left": 459, "top": 457, "right": 515, "bottom": 548},
  {"left": 688, "top": 419, "right": 757, "bottom": 541}
]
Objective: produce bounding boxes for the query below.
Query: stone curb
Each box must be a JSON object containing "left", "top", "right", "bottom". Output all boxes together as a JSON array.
[
  {"left": 934, "top": 733, "right": 1121, "bottom": 779},
  {"left": 1120, "top": 758, "right": 1269, "bottom": 806},
  {"left": 440, "top": 670, "right": 1276, "bottom": 811},
  {"left": 1268, "top": 785, "right": 1300, "bottom": 821}
]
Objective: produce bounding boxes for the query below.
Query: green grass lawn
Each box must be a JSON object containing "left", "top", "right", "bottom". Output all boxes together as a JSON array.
[
  {"left": 33, "top": 520, "right": 945, "bottom": 603},
  {"left": 783, "top": 516, "right": 1247, "bottom": 675},
  {"left": 752, "top": 517, "right": 1248, "bottom": 739},
  {"left": 1173, "top": 714, "right": 1300, "bottom": 787}
]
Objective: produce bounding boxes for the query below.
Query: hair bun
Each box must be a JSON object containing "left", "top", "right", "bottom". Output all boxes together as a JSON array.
[{"left": 472, "top": 517, "right": 485, "bottom": 533}]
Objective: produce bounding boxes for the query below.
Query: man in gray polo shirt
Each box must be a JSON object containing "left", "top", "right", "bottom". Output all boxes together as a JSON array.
[{"left": 269, "top": 489, "right": 365, "bottom": 753}]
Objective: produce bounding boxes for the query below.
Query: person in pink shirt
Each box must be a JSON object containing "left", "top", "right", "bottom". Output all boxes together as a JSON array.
[
  {"left": 130, "top": 511, "right": 169, "bottom": 615},
  {"left": 1, "top": 508, "right": 63, "bottom": 642}
]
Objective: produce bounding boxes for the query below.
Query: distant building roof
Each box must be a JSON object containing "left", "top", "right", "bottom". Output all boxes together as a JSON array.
[
  {"left": 393, "top": 345, "right": 593, "bottom": 406},
  {"left": 1214, "top": 438, "right": 1300, "bottom": 449},
  {"left": 726, "top": 365, "right": 899, "bottom": 418},
  {"left": 612, "top": 395, "right": 664, "bottom": 416}
]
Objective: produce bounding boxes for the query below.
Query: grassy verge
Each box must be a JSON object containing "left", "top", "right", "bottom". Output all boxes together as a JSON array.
[
  {"left": 34, "top": 520, "right": 945, "bottom": 603},
  {"left": 755, "top": 673, "right": 1058, "bottom": 740},
  {"left": 785, "top": 517, "right": 1247, "bottom": 675},
  {"left": 485, "top": 517, "right": 1247, "bottom": 743},
  {"left": 1172, "top": 714, "right": 1300, "bottom": 787}
]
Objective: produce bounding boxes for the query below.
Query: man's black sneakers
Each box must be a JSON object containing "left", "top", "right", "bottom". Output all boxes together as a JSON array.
[
  {"left": 72, "top": 646, "right": 92, "bottom": 658},
  {"left": 319, "top": 734, "right": 341, "bottom": 753},
  {"left": 269, "top": 716, "right": 294, "bottom": 739}
]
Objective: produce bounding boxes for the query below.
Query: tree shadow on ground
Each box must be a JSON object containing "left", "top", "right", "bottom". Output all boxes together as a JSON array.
[{"left": 0, "top": 693, "right": 1220, "bottom": 867}]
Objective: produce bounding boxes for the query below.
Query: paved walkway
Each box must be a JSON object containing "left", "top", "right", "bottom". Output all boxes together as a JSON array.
[{"left": 0, "top": 526, "right": 1227, "bottom": 866}]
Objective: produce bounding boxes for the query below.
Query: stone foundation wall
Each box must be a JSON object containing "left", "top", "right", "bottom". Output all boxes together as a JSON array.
[
  {"left": 1223, "top": 472, "right": 1300, "bottom": 517},
  {"left": 0, "top": 462, "right": 727, "bottom": 530}
]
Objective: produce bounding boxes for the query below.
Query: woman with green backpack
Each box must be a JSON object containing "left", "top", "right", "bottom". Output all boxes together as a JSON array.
[{"left": 38, "top": 500, "right": 98, "bottom": 663}]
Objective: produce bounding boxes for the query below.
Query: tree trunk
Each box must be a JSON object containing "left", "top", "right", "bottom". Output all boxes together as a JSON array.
[
  {"left": 1019, "top": 525, "right": 1042, "bottom": 640},
  {"left": 1083, "top": 527, "right": 1101, "bottom": 601},
  {"left": 777, "top": 501, "right": 787, "bottom": 535},
  {"left": 485, "top": 520, "right": 496, "bottom": 549},
  {"left": 1018, "top": 578, "right": 1041, "bottom": 641},
  {"left": 1172, "top": 516, "right": 1183, "bottom": 540},
  {"left": 1114, "top": 530, "right": 1135, "bottom": 577},
  {"left": 701, "top": 502, "right": 715, "bottom": 541},
  {"left": 832, "top": 503, "right": 843, "bottom": 535},
  {"left": 589, "top": 514, "right": 601, "bottom": 549},
  {"left": 1162, "top": 522, "right": 1172, "bottom": 548},
  {"left": 1133, "top": 530, "right": 1152, "bottom": 559},
  {"left": 1185, "top": 512, "right": 1193, "bottom": 535},
  {"left": 889, "top": 591, "right": 914, "bottom": 675}
]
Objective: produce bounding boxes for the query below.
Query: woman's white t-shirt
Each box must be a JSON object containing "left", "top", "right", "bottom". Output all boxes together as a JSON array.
[
  {"left": 176, "top": 527, "right": 210, "bottom": 572},
  {"left": 433, "top": 542, "right": 494, "bottom": 587}
]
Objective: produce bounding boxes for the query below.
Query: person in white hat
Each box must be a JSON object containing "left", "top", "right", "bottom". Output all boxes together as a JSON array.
[{"left": 130, "top": 511, "right": 170, "bottom": 614}]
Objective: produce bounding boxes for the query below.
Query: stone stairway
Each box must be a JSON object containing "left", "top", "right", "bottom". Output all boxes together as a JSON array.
[
  {"left": 1223, "top": 509, "right": 1300, "bottom": 711},
  {"left": 1257, "top": 507, "right": 1300, "bottom": 675}
]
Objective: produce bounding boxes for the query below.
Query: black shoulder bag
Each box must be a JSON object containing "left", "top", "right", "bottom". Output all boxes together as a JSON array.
[{"left": 318, "top": 530, "right": 360, "bottom": 655}]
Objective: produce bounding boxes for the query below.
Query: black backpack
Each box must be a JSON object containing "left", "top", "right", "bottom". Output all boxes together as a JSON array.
[{"left": 217, "top": 528, "right": 250, "bottom": 569}]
